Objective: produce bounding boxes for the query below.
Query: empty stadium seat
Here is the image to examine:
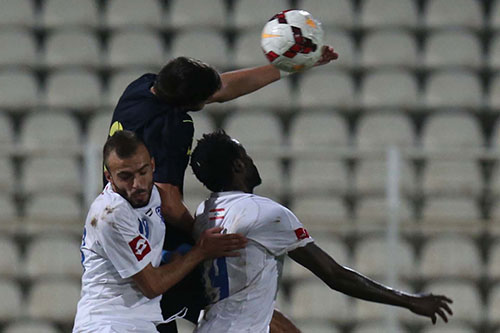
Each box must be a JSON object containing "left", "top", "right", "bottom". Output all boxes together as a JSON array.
[
  {"left": 360, "top": 31, "right": 418, "bottom": 68},
  {"left": 424, "top": 0, "right": 483, "bottom": 29},
  {"left": 323, "top": 29, "right": 356, "bottom": 69},
  {"left": 0, "top": 0, "right": 35, "bottom": 27},
  {"left": 183, "top": 194, "right": 208, "bottom": 214},
  {"left": 423, "top": 71, "right": 482, "bottom": 110},
  {"left": 488, "top": 283, "right": 500, "bottom": 325},
  {"left": 356, "top": 113, "right": 414, "bottom": 149},
  {"left": 355, "top": 197, "right": 413, "bottom": 221},
  {"left": 296, "top": 321, "right": 340, "bottom": 333},
  {"left": 354, "top": 159, "right": 414, "bottom": 196},
  {"left": 0, "top": 237, "right": 20, "bottom": 278},
  {"left": 491, "top": 0, "right": 500, "bottom": 30},
  {"left": 106, "top": 68, "right": 154, "bottom": 106},
  {"left": 0, "top": 157, "right": 14, "bottom": 192},
  {"left": 420, "top": 324, "right": 475, "bottom": 333},
  {"left": 292, "top": 196, "right": 349, "bottom": 228},
  {"left": 297, "top": 70, "right": 355, "bottom": 109},
  {"left": 0, "top": 113, "right": 14, "bottom": 147},
  {"left": 27, "top": 279, "right": 81, "bottom": 324},
  {"left": 44, "top": 70, "right": 102, "bottom": 111},
  {"left": 87, "top": 111, "right": 112, "bottom": 148},
  {"left": 487, "top": 241, "right": 500, "bottom": 279},
  {"left": 4, "top": 320, "right": 61, "bottom": 333},
  {"left": 44, "top": 29, "right": 101, "bottom": 68},
  {"left": 22, "top": 156, "right": 82, "bottom": 194},
  {"left": 190, "top": 111, "right": 216, "bottom": 142},
  {"left": 486, "top": 73, "right": 500, "bottom": 109},
  {"left": 296, "top": 0, "right": 354, "bottom": 29},
  {"left": 422, "top": 159, "right": 482, "bottom": 196},
  {"left": 420, "top": 235, "right": 482, "bottom": 279},
  {"left": 0, "top": 195, "right": 17, "bottom": 221},
  {"left": 360, "top": 70, "right": 418, "bottom": 109},
  {"left": 40, "top": 0, "right": 99, "bottom": 29},
  {"left": 0, "top": 69, "right": 38, "bottom": 110},
  {"left": 24, "top": 194, "right": 83, "bottom": 222},
  {"left": 184, "top": 168, "right": 210, "bottom": 198},
  {"left": 352, "top": 321, "right": 404, "bottom": 333},
  {"left": 168, "top": 0, "right": 227, "bottom": 29},
  {"left": 421, "top": 198, "right": 481, "bottom": 221},
  {"left": 0, "top": 29, "right": 37, "bottom": 67},
  {"left": 0, "top": 279, "right": 22, "bottom": 321},
  {"left": 104, "top": 0, "right": 163, "bottom": 29},
  {"left": 233, "top": 29, "right": 269, "bottom": 68},
  {"left": 423, "top": 30, "right": 482, "bottom": 69},
  {"left": 359, "top": 0, "right": 418, "bottom": 28},
  {"left": 232, "top": 78, "right": 294, "bottom": 111},
  {"left": 232, "top": 0, "right": 290, "bottom": 29},
  {"left": 106, "top": 30, "right": 165, "bottom": 69},
  {"left": 290, "top": 159, "right": 348, "bottom": 196},
  {"left": 422, "top": 113, "right": 483, "bottom": 149}
]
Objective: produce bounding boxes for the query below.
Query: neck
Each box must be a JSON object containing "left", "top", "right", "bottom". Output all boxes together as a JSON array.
[{"left": 221, "top": 184, "right": 252, "bottom": 194}]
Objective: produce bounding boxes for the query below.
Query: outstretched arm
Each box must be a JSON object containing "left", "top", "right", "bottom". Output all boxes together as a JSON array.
[
  {"left": 288, "top": 243, "right": 453, "bottom": 324},
  {"left": 208, "top": 46, "right": 338, "bottom": 103}
]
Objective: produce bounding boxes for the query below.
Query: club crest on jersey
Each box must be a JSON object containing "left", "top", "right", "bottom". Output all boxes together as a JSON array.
[
  {"left": 209, "top": 208, "right": 225, "bottom": 221},
  {"left": 155, "top": 207, "right": 166, "bottom": 224},
  {"left": 294, "top": 228, "right": 310, "bottom": 240},
  {"left": 129, "top": 235, "right": 151, "bottom": 261}
]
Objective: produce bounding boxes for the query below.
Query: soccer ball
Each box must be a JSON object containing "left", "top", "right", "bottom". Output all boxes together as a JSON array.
[{"left": 261, "top": 9, "right": 324, "bottom": 73}]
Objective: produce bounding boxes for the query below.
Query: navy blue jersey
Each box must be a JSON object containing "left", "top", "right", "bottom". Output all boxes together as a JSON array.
[{"left": 108, "top": 74, "right": 194, "bottom": 189}]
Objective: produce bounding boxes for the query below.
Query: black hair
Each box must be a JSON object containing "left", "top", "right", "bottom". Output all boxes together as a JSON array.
[
  {"left": 103, "top": 130, "right": 147, "bottom": 169},
  {"left": 153, "top": 57, "right": 222, "bottom": 107},
  {"left": 190, "top": 130, "right": 243, "bottom": 192}
]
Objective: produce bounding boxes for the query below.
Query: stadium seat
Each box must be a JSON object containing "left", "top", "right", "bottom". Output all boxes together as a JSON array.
[
  {"left": 44, "top": 70, "right": 102, "bottom": 111},
  {"left": 296, "top": 321, "right": 340, "bottom": 333},
  {"left": 297, "top": 70, "right": 355, "bottom": 109},
  {"left": 232, "top": 78, "right": 294, "bottom": 111},
  {"left": 421, "top": 198, "right": 481, "bottom": 221},
  {"left": 289, "top": 111, "right": 349, "bottom": 151},
  {"left": 0, "top": 194, "right": 17, "bottom": 221},
  {"left": 289, "top": 159, "right": 348, "bottom": 196},
  {"left": 87, "top": 111, "right": 112, "bottom": 148},
  {"left": 356, "top": 113, "right": 414, "bottom": 149},
  {"left": 0, "top": 69, "right": 38, "bottom": 110},
  {"left": 0, "top": 279, "right": 22, "bottom": 321},
  {"left": 22, "top": 156, "right": 82, "bottom": 194},
  {"left": 322, "top": 29, "right": 356, "bottom": 69},
  {"left": 487, "top": 241, "right": 500, "bottom": 279},
  {"left": 359, "top": 70, "right": 418, "bottom": 109},
  {"left": 296, "top": 0, "right": 354, "bottom": 29},
  {"left": 232, "top": 0, "right": 290, "bottom": 29},
  {"left": 292, "top": 196, "right": 349, "bottom": 228},
  {"left": 487, "top": 283, "right": 500, "bottom": 325},
  {"left": 104, "top": 0, "right": 163, "bottom": 29},
  {"left": 354, "top": 159, "right": 415, "bottom": 196},
  {"left": 0, "top": 157, "right": 13, "bottom": 193},
  {"left": 0, "top": 29, "right": 37, "bottom": 68},
  {"left": 486, "top": 73, "right": 500, "bottom": 109},
  {"left": 353, "top": 235, "right": 415, "bottom": 279},
  {"left": 106, "top": 68, "right": 154, "bottom": 107},
  {"left": 422, "top": 113, "right": 483, "bottom": 150},
  {"left": 27, "top": 279, "right": 81, "bottom": 324},
  {"left": 423, "top": 30, "right": 482, "bottom": 69},
  {"left": 491, "top": 0, "right": 500, "bottom": 30},
  {"left": 424, "top": 71, "right": 482, "bottom": 110},
  {"left": 24, "top": 194, "right": 83, "bottom": 222},
  {"left": 355, "top": 197, "right": 413, "bottom": 221},
  {"left": 422, "top": 159, "right": 482, "bottom": 196},
  {"left": 40, "top": 0, "right": 99, "bottom": 29},
  {"left": 424, "top": 0, "right": 483, "bottom": 29},
  {"left": 420, "top": 235, "right": 482, "bottom": 280},
  {"left": 0, "top": 113, "right": 14, "bottom": 147},
  {"left": 360, "top": 31, "right": 418, "bottom": 68},
  {"left": 359, "top": 0, "right": 418, "bottom": 28},
  {"left": 489, "top": 33, "right": 500, "bottom": 70},
  {"left": 4, "top": 320, "right": 61, "bottom": 333},
  {"left": 25, "top": 236, "right": 82, "bottom": 279},
  {"left": 106, "top": 30, "right": 165, "bottom": 69},
  {"left": 352, "top": 321, "right": 404, "bottom": 333},
  {"left": 420, "top": 324, "right": 475, "bottom": 333},
  {"left": 44, "top": 29, "right": 101, "bottom": 68},
  {"left": 183, "top": 194, "right": 208, "bottom": 214},
  {"left": 20, "top": 111, "right": 81, "bottom": 151},
  {"left": 252, "top": 158, "right": 284, "bottom": 198},
  {"left": 168, "top": 0, "right": 227, "bottom": 29},
  {"left": 233, "top": 29, "right": 270, "bottom": 68},
  {"left": 0, "top": 237, "right": 20, "bottom": 278},
  {"left": 0, "top": 0, "right": 35, "bottom": 27}
]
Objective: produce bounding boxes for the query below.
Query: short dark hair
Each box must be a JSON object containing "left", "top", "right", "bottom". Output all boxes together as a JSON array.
[
  {"left": 153, "top": 57, "right": 222, "bottom": 107},
  {"left": 103, "top": 130, "right": 148, "bottom": 169},
  {"left": 190, "top": 130, "right": 242, "bottom": 192}
]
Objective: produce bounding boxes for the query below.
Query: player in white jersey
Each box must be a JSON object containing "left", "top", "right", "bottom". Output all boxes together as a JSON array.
[
  {"left": 73, "top": 130, "right": 247, "bottom": 332},
  {"left": 189, "top": 130, "right": 454, "bottom": 333}
]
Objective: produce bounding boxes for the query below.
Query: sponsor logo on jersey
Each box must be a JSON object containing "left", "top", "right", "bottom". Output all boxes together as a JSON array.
[
  {"left": 209, "top": 208, "right": 225, "bottom": 221},
  {"left": 128, "top": 235, "right": 151, "bottom": 261},
  {"left": 294, "top": 228, "right": 310, "bottom": 240}
]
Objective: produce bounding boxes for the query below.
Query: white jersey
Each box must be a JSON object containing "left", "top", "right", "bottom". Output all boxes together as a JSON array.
[
  {"left": 193, "top": 191, "right": 313, "bottom": 333},
  {"left": 73, "top": 183, "right": 166, "bottom": 332}
]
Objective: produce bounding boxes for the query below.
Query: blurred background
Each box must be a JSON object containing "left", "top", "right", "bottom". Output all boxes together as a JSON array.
[{"left": 0, "top": 0, "right": 499, "bottom": 332}]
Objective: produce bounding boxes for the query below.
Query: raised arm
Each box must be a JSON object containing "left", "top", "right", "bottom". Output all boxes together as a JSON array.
[
  {"left": 288, "top": 243, "right": 453, "bottom": 324},
  {"left": 155, "top": 182, "right": 194, "bottom": 234}
]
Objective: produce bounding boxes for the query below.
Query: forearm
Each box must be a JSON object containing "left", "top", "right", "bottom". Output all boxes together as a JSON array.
[
  {"left": 155, "top": 182, "right": 194, "bottom": 233},
  {"left": 209, "top": 64, "right": 280, "bottom": 103}
]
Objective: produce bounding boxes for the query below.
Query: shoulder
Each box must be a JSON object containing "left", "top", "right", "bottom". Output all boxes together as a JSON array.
[{"left": 88, "top": 188, "right": 135, "bottom": 234}]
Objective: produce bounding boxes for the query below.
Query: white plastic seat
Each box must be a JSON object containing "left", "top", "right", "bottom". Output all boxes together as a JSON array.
[
  {"left": 0, "top": 0, "right": 35, "bottom": 27},
  {"left": 296, "top": 0, "right": 354, "bottom": 29},
  {"left": 25, "top": 194, "right": 83, "bottom": 222},
  {"left": 488, "top": 284, "right": 500, "bottom": 325},
  {"left": 421, "top": 198, "right": 480, "bottom": 221},
  {"left": 354, "top": 159, "right": 414, "bottom": 196},
  {"left": 292, "top": 196, "right": 349, "bottom": 228},
  {"left": 356, "top": 113, "right": 414, "bottom": 149},
  {"left": 297, "top": 70, "right": 355, "bottom": 109},
  {"left": 183, "top": 194, "right": 208, "bottom": 214},
  {"left": 87, "top": 112, "right": 113, "bottom": 147},
  {"left": 0, "top": 69, "right": 38, "bottom": 110},
  {"left": 106, "top": 30, "right": 165, "bottom": 69},
  {"left": 491, "top": 0, "right": 500, "bottom": 30},
  {"left": 233, "top": 29, "right": 269, "bottom": 68},
  {"left": 359, "top": 0, "right": 418, "bottom": 28},
  {"left": 232, "top": 0, "right": 290, "bottom": 29},
  {"left": 0, "top": 113, "right": 14, "bottom": 147},
  {"left": 420, "top": 236, "right": 482, "bottom": 279},
  {"left": 424, "top": 0, "right": 483, "bottom": 29},
  {"left": 168, "top": 0, "right": 226, "bottom": 29},
  {"left": 184, "top": 168, "right": 210, "bottom": 198},
  {"left": 296, "top": 321, "right": 340, "bottom": 333},
  {"left": 360, "top": 31, "right": 418, "bottom": 68},
  {"left": 44, "top": 29, "right": 101, "bottom": 68},
  {"left": 44, "top": 70, "right": 102, "bottom": 110},
  {"left": 290, "top": 160, "right": 348, "bottom": 196},
  {"left": 352, "top": 321, "right": 404, "bottom": 333},
  {"left": 170, "top": 30, "right": 229, "bottom": 69},
  {"left": 322, "top": 29, "right": 356, "bottom": 68},
  {"left": 40, "top": 0, "right": 99, "bottom": 29},
  {"left": 487, "top": 73, "right": 500, "bottom": 109},
  {"left": 487, "top": 242, "right": 500, "bottom": 279},
  {"left": 22, "top": 156, "right": 82, "bottom": 194},
  {"left": 422, "top": 113, "right": 482, "bottom": 150},
  {"left": 27, "top": 279, "right": 81, "bottom": 324},
  {"left": 421, "top": 324, "right": 475, "bottom": 333},
  {"left": 25, "top": 236, "right": 82, "bottom": 279},
  {"left": 360, "top": 70, "right": 418, "bottom": 109},
  {"left": 104, "top": 0, "right": 163, "bottom": 29},
  {"left": 0, "top": 157, "right": 14, "bottom": 192},
  {"left": 422, "top": 159, "right": 482, "bottom": 196},
  {"left": 106, "top": 69, "right": 153, "bottom": 107},
  {"left": 0, "top": 237, "right": 20, "bottom": 278},
  {"left": 4, "top": 321, "right": 60, "bottom": 333},
  {"left": 0, "top": 195, "right": 16, "bottom": 221},
  {"left": 233, "top": 78, "right": 294, "bottom": 111},
  {"left": 489, "top": 34, "right": 500, "bottom": 70},
  {"left": 355, "top": 197, "right": 413, "bottom": 221},
  {"left": 424, "top": 30, "right": 482, "bottom": 69},
  {"left": 0, "top": 279, "right": 22, "bottom": 321},
  {"left": 0, "top": 29, "right": 37, "bottom": 67}
]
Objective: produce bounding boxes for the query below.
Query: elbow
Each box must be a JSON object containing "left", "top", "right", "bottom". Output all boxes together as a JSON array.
[{"left": 141, "top": 283, "right": 163, "bottom": 299}]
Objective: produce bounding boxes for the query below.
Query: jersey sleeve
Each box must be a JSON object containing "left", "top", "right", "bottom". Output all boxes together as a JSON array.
[
  {"left": 98, "top": 205, "right": 154, "bottom": 279},
  {"left": 246, "top": 201, "right": 314, "bottom": 257}
]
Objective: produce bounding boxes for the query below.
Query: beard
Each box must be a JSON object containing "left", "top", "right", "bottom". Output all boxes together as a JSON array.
[{"left": 113, "top": 185, "right": 152, "bottom": 208}]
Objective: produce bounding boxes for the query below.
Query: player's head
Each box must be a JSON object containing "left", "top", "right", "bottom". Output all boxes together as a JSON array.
[
  {"left": 103, "top": 130, "right": 155, "bottom": 208},
  {"left": 191, "top": 130, "right": 261, "bottom": 193},
  {"left": 153, "top": 57, "right": 222, "bottom": 111}
]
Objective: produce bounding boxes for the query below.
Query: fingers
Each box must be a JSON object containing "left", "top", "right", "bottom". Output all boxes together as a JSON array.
[
  {"left": 205, "top": 226, "right": 224, "bottom": 234},
  {"left": 441, "top": 301, "right": 453, "bottom": 316},
  {"left": 431, "top": 313, "right": 436, "bottom": 325},
  {"left": 436, "top": 308, "right": 448, "bottom": 323}
]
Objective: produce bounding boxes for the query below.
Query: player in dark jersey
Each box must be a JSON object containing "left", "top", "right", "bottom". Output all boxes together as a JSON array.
[{"left": 107, "top": 49, "right": 338, "bottom": 332}]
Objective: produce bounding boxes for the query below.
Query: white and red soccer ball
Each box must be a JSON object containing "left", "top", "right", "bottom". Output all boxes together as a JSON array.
[{"left": 261, "top": 9, "right": 324, "bottom": 73}]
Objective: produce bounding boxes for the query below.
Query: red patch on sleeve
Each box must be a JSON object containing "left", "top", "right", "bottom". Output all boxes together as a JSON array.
[
  {"left": 294, "top": 228, "right": 310, "bottom": 240},
  {"left": 128, "top": 235, "right": 151, "bottom": 261}
]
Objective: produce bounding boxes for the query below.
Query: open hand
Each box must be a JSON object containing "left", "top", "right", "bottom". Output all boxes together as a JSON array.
[
  {"left": 408, "top": 293, "right": 453, "bottom": 324},
  {"left": 197, "top": 227, "right": 248, "bottom": 259},
  {"left": 314, "top": 45, "right": 339, "bottom": 66}
]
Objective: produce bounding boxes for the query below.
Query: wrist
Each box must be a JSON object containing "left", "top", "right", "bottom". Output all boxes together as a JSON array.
[{"left": 189, "top": 245, "right": 207, "bottom": 262}]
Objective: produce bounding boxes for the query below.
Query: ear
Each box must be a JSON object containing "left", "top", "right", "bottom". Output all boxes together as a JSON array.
[
  {"left": 232, "top": 158, "right": 245, "bottom": 173},
  {"left": 104, "top": 169, "right": 112, "bottom": 183},
  {"left": 151, "top": 157, "right": 155, "bottom": 173}
]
